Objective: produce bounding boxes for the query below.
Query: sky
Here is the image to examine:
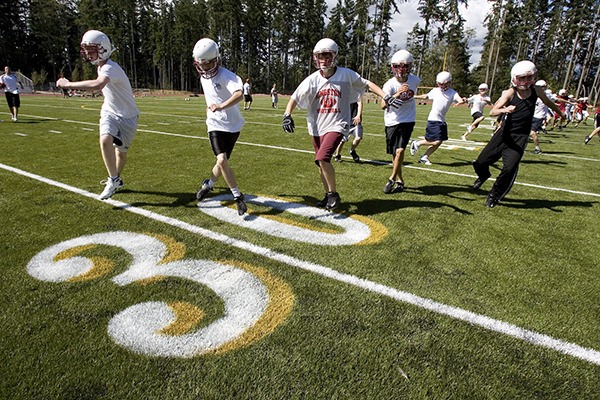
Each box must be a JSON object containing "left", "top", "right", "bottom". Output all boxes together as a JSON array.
[{"left": 327, "top": 0, "right": 492, "bottom": 66}]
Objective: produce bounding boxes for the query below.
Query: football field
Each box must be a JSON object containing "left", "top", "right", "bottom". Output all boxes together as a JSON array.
[{"left": 1, "top": 93, "right": 599, "bottom": 399}]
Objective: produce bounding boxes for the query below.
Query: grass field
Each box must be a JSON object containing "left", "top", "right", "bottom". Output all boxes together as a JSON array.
[{"left": 1, "top": 92, "right": 599, "bottom": 399}]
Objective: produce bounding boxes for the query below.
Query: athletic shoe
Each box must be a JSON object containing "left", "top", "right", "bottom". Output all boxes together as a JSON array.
[
  {"left": 316, "top": 193, "right": 328, "bottom": 207},
  {"left": 325, "top": 192, "right": 341, "bottom": 211},
  {"left": 534, "top": 147, "right": 542, "bottom": 154},
  {"left": 461, "top": 134, "right": 467, "bottom": 141},
  {"left": 234, "top": 194, "right": 247, "bottom": 216},
  {"left": 410, "top": 140, "right": 419, "bottom": 156},
  {"left": 349, "top": 149, "right": 360, "bottom": 162},
  {"left": 467, "top": 125, "right": 473, "bottom": 133},
  {"left": 393, "top": 181, "right": 405, "bottom": 193},
  {"left": 383, "top": 179, "right": 395, "bottom": 194},
  {"left": 418, "top": 156, "right": 432, "bottom": 166},
  {"left": 485, "top": 193, "right": 499, "bottom": 208},
  {"left": 99, "top": 177, "right": 124, "bottom": 200},
  {"left": 334, "top": 154, "right": 342, "bottom": 162},
  {"left": 196, "top": 179, "right": 212, "bottom": 200},
  {"left": 472, "top": 177, "right": 485, "bottom": 190},
  {"left": 584, "top": 135, "right": 591, "bottom": 145}
]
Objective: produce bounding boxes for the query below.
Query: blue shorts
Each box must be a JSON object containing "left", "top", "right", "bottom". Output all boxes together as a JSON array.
[
  {"left": 424, "top": 121, "right": 448, "bottom": 142},
  {"left": 531, "top": 117, "right": 545, "bottom": 132}
]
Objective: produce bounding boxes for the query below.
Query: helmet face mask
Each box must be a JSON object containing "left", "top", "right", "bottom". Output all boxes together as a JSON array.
[
  {"left": 513, "top": 73, "right": 537, "bottom": 90},
  {"left": 312, "top": 38, "right": 338, "bottom": 71},
  {"left": 193, "top": 38, "right": 221, "bottom": 79}
]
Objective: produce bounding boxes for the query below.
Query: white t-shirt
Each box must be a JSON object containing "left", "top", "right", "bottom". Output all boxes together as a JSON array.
[
  {"left": 382, "top": 74, "right": 421, "bottom": 126},
  {"left": 425, "top": 87, "right": 462, "bottom": 122},
  {"left": 467, "top": 93, "right": 491, "bottom": 115},
  {"left": 98, "top": 60, "right": 138, "bottom": 119},
  {"left": 243, "top": 82, "right": 251, "bottom": 95},
  {"left": 533, "top": 98, "right": 547, "bottom": 119},
  {"left": 0, "top": 73, "right": 20, "bottom": 94},
  {"left": 291, "top": 67, "right": 369, "bottom": 137},
  {"left": 201, "top": 67, "right": 245, "bottom": 133}
]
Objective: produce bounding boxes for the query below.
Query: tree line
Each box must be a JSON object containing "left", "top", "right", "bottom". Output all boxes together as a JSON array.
[{"left": 1, "top": 0, "right": 599, "bottom": 102}]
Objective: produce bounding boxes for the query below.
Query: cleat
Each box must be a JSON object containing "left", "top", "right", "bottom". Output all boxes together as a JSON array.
[
  {"left": 316, "top": 193, "right": 328, "bottom": 207},
  {"left": 533, "top": 148, "right": 542, "bottom": 154},
  {"left": 461, "top": 134, "right": 467, "bottom": 141},
  {"left": 472, "top": 177, "right": 486, "bottom": 190},
  {"left": 584, "top": 135, "right": 591, "bottom": 145},
  {"left": 196, "top": 179, "right": 213, "bottom": 200},
  {"left": 409, "top": 140, "right": 419, "bottom": 156},
  {"left": 333, "top": 154, "right": 342, "bottom": 162},
  {"left": 325, "top": 192, "right": 340, "bottom": 211},
  {"left": 99, "top": 177, "right": 124, "bottom": 200},
  {"left": 418, "top": 156, "right": 432, "bottom": 166},
  {"left": 393, "top": 181, "right": 405, "bottom": 193},
  {"left": 349, "top": 149, "right": 360, "bottom": 162},
  {"left": 234, "top": 194, "right": 247, "bottom": 215},
  {"left": 383, "top": 179, "right": 395, "bottom": 194},
  {"left": 485, "top": 193, "right": 499, "bottom": 208}
]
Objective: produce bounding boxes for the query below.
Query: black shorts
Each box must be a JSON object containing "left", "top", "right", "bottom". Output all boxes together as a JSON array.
[
  {"left": 471, "top": 111, "right": 484, "bottom": 120},
  {"left": 5, "top": 92, "right": 20, "bottom": 108},
  {"left": 208, "top": 131, "right": 240, "bottom": 159},
  {"left": 424, "top": 121, "right": 448, "bottom": 141},
  {"left": 595, "top": 113, "right": 600, "bottom": 129},
  {"left": 244, "top": 94, "right": 253, "bottom": 102},
  {"left": 385, "top": 122, "right": 415, "bottom": 154},
  {"left": 531, "top": 117, "right": 545, "bottom": 132}
]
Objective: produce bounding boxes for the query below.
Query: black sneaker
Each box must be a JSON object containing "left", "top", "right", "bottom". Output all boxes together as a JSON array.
[
  {"left": 325, "top": 192, "right": 341, "bottom": 211},
  {"left": 485, "top": 193, "right": 499, "bottom": 208},
  {"left": 196, "top": 179, "right": 212, "bottom": 200},
  {"left": 393, "top": 181, "right": 405, "bottom": 193},
  {"left": 334, "top": 154, "right": 342, "bottom": 162},
  {"left": 584, "top": 135, "right": 591, "bottom": 145},
  {"left": 383, "top": 179, "right": 395, "bottom": 194},
  {"left": 472, "top": 177, "right": 486, "bottom": 190},
  {"left": 533, "top": 148, "right": 542, "bottom": 154},
  {"left": 315, "top": 193, "right": 328, "bottom": 207},
  {"left": 234, "top": 194, "right": 247, "bottom": 215},
  {"left": 349, "top": 149, "right": 360, "bottom": 162}
]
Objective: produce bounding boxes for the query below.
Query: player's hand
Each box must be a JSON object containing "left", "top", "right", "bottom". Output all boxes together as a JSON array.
[
  {"left": 282, "top": 113, "right": 295, "bottom": 133},
  {"left": 384, "top": 94, "right": 403, "bottom": 109},
  {"left": 56, "top": 78, "right": 70, "bottom": 88}
]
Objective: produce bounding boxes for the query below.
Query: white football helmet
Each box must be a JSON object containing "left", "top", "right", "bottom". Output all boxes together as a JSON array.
[
  {"left": 478, "top": 83, "right": 489, "bottom": 91},
  {"left": 436, "top": 71, "right": 452, "bottom": 91},
  {"left": 559, "top": 88, "right": 567, "bottom": 96},
  {"left": 80, "top": 30, "right": 113, "bottom": 65},
  {"left": 510, "top": 60, "right": 537, "bottom": 89},
  {"left": 535, "top": 80, "right": 547, "bottom": 88},
  {"left": 312, "top": 38, "right": 338, "bottom": 71},
  {"left": 193, "top": 38, "right": 221, "bottom": 79},
  {"left": 390, "top": 50, "right": 413, "bottom": 79}
]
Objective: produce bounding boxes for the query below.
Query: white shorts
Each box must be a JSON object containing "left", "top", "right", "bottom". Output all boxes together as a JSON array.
[
  {"left": 99, "top": 114, "right": 138, "bottom": 152},
  {"left": 341, "top": 124, "right": 363, "bottom": 143}
]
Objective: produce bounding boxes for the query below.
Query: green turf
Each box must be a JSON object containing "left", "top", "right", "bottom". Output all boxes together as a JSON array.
[{"left": 1, "top": 93, "right": 599, "bottom": 399}]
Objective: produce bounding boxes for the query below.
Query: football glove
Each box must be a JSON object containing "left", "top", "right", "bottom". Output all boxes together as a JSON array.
[
  {"left": 384, "top": 94, "right": 403, "bottom": 109},
  {"left": 282, "top": 113, "right": 295, "bottom": 133}
]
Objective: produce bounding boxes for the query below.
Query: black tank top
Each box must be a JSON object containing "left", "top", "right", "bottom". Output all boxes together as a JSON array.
[{"left": 505, "top": 89, "right": 538, "bottom": 135}]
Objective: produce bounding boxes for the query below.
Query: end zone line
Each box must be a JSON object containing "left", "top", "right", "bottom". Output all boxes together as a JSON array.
[{"left": 2, "top": 161, "right": 600, "bottom": 366}]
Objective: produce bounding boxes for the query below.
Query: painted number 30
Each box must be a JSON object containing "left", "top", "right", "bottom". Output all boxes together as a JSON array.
[{"left": 26, "top": 232, "right": 294, "bottom": 358}]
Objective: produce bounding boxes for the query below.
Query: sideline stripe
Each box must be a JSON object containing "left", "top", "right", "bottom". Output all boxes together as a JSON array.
[{"left": 2, "top": 161, "right": 600, "bottom": 366}]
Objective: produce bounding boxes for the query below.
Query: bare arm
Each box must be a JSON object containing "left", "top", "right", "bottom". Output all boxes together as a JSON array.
[
  {"left": 536, "top": 86, "right": 565, "bottom": 119},
  {"left": 208, "top": 89, "right": 243, "bottom": 112},
  {"left": 284, "top": 97, "right": 297, "bottom": 115},
  {"left": 490, "top": 88, "right": 516, "bottom": 117},
  {"left": 57, "top": 75, "right": 109, "bottom": 91}
]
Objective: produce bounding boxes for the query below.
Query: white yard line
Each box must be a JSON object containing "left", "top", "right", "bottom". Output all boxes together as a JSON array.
[{"left": 2, "top": 161, "right": 600, "bottom": 366}]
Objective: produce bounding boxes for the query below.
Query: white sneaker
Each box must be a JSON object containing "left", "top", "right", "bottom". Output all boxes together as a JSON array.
[
  {"left": 467, "top": 125, "right": 473, "bottom": 133},
  {"left": 410, "top": 140, "right": 419, "bottom": 156},
  {"left": 99, "top": 177, "right": 124, "bottom": 200},
  {"left": 419, "top": 156, "right": 432, "bottom": 166},
  {"left": 461, "top": 134, "right": 467, "bottom": 141}
]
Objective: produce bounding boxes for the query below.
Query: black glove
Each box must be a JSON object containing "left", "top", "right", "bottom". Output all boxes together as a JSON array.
[
  {"left": 384, "top": 94, "right": 403, "bottom": 109},
  {"left": 282, "top": 113, "right": 295, "bottom": 133}
]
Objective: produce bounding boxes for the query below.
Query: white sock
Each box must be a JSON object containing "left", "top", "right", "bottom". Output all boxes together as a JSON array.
[{"left": 230, "top": 187, "right": 241, "bottom": 197}]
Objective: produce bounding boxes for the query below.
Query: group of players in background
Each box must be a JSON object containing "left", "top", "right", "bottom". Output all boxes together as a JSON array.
[{"left": 43, "top": 30, "right": 596, "bottom": 212}]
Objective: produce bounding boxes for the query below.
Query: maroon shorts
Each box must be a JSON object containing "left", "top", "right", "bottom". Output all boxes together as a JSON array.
[{"left": 312, "top": 132, "right": 343, "bottom": 165}]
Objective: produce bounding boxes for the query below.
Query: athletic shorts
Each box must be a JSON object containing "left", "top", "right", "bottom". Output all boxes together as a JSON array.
[
  {"left": 531, "top": 117, "right": 545, "bottom": 133},
  {"left": 424, "top": 121, "right": 448, "bottom": 142},
  {"left": 341, "top": 124, "right": 363, "bottom": 143},
  {"left": 385, "top": 122, "right": 415, "bottom": 154},
  {"left": 312, "top": 131, "right": 344, "bottom": 165},
  {"left": 99, "top": 114, "right": 138, "bottom": 152},
  {"left": 595, "top": 113, "right": 600, "bottom": 129},
  {"left": 244, "top": 94, "right": 253, "bottom": 102},
  {"left": 471, "top": 111, "right": 484, "bottom": 120},
  {"left": 209, "top": 130, "right": 240, "bottom": 159},
  {"left": 5, "top": 92, "right": 20, "bottom": 108}
]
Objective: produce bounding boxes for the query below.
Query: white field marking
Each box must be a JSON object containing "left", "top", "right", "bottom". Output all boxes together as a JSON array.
[
  {"left": 49, "top": 130, "right": 62, "bottom": 134},
  {"left": 156, "top": 122, "right": 171, "bottom": 125},
  {"left": 82, "top": 127, "right": 94, "bottom": 131},
  {"left": 14, "top": 133, "right": 28, "bottom": 137},
  {"left": 3, "top": 162, "right": 600, "bottom": 366}
]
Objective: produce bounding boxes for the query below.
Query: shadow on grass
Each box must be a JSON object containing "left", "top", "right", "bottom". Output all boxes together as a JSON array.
[
  {"left": 118, "top": 188, "right": 200, "bottom": 208},
  {"left": 500, "top": 197, "right": 598, "bottom": 211}
]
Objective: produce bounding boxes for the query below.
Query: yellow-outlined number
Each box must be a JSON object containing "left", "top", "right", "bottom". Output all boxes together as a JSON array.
[{"left": 26, "top": 231, "right": 294, "bottom": 358}]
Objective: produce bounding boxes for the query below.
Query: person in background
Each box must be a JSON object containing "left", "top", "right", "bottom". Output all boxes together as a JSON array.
[
  {"left": 461, "top": 83, "right": 492, "bottom": 141},
  {"left": 270, "top": 83, "right": 279, "bottom": 108},
  {"left": 243, "top": 78, "right": 253, "bottom": 110},
  {"left": 334, "top": 92, "right": 363, "bottom": 163},
  {"left": 56, "top": 30, "right": 139, "bottom": 200},
  {"left": 0, "top": 66, "right": 24, "bottom": 122},
  {"left": 193, "top": 38, "right": 248, "bottom": 216}
]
